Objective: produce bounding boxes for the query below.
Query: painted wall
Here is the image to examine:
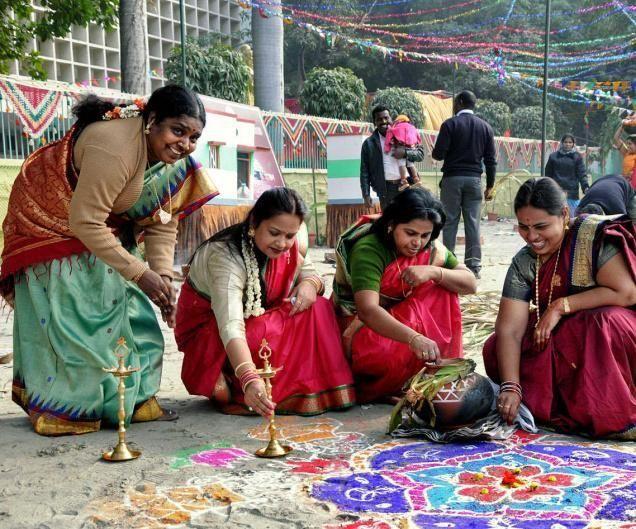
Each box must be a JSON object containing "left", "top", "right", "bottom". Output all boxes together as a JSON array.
[
  {"left": 0, "top": 159, "right": 21, "bottom": 252},
  {"left": 193, "top": 94, "right": 285, "bottom": 204},
  {"left": 283, "top": 169, "right": 327, "bottom": 240}
]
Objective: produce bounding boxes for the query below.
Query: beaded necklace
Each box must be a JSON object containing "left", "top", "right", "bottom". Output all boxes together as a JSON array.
[{"left": 530, "top": 240, "right": 563, "bottom": 328}]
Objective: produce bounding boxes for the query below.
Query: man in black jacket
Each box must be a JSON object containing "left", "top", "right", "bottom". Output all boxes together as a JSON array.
[
  {"left": 432, "top": 91, "right": 496, "bottom": 278},
  {"left": 360, "top": 106, "right": 425, "bottom": 209}
]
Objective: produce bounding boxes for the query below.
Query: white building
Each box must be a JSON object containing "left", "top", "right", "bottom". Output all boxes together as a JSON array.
[{"left": 8, "top": 0, "right": 244, "bottom": 91}]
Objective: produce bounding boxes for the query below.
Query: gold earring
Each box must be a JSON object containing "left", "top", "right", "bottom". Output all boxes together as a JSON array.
[
  {"left": 144, "top": 123, "right": 151, "bottom": 135},
  {"left": 248, "top": 227, "right": 255, "bottom": 238},
  {"left": 387, "top": 226, "right": 393, "bottom": 234}
]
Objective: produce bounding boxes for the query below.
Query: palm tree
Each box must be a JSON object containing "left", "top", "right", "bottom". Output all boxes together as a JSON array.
[
  {"left": 251, "top": 2, "right": 284, "bottom": 111},
  {"left": 119, "top": 0, "right": 150, "bottom": 95}
]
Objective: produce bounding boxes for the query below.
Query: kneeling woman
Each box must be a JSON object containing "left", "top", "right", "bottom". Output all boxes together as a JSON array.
[
  {"left": 333, "top": 188, "right": 477, "bottom": 403},
  {"left": 484, "top": 177, "right": 636, "bottom": 439},
  {"left": 175, "top": 188, "right": 355, "bottom": 416}
]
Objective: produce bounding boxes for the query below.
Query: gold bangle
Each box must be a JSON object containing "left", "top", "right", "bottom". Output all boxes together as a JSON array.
[
  {"left": 302, "top": 276, "right": 324, "bottom": 294},
  {"left": 407, "top": 332, "right": 422, "bottom": 348},
  {"left": 562, "top": 296, "right": 570, "bottom": 314},
  {"left": 436, "top": 268, "right": 444, "bottom": 284},
  {"left": 131, "top": 266, "right": 148, "bottom": 283}
]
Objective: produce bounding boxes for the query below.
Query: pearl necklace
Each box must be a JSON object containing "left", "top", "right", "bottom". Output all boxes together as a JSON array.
[{"left": 530, "top": 240, "right": 563, "bottom": 328}]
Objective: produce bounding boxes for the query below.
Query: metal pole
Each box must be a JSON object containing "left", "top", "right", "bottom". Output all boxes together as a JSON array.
[
  {"left": 179, "top": 0, "right": 187, "bottom": 87},
  {"left": 311, "top": 129, "right": 320, "bottom": 246},
  {"left": 540, "top": 0, "right": 552, "bottom": 177}
]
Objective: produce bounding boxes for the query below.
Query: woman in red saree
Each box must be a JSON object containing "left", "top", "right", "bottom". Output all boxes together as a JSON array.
[
  {"left": 175, "top": 188, "right": 355, "bottom": 416},
  {"left": 484, "top": 177, "right": 636, "bottom": 439},
  {"left": 332, "top": 187, "right": 477, "bottom": 403}
]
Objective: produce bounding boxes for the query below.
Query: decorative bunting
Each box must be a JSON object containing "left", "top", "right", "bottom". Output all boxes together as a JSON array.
[{"left": 0, "top": 80, "right": 62, "bottom": 138}]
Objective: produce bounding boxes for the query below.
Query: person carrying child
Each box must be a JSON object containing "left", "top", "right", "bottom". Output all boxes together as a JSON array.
[{"left": 384, "top": 115, "right": 423, "bottom": 191}]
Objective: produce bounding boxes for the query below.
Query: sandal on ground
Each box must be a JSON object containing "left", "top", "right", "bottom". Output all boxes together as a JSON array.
[
  {"left": 132, "top": 397, "right": 179, "bottom": 422},
  {"left": 154, "top": 407, "right": 179, "bottom": 422}
]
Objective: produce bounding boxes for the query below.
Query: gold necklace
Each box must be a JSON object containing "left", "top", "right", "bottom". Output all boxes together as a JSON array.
[
  {"left": 530, "top": 241, "right": 562, "bottom": 328},
  {"left": 149, "top": 165, "right": 173, "bottom": 224},
  {"left": 394, "top": 254, "right": 412, "bottom": 298}
]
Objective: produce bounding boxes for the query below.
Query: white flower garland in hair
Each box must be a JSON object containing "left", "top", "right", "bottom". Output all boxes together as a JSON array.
[{"left": 241, "top": 234, "right": 265, "bottom": 318}]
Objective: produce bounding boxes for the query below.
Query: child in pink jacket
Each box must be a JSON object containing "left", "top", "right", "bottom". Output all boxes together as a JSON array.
[{"left": 384, "top": 114, "right": 423, "bottom": 190}]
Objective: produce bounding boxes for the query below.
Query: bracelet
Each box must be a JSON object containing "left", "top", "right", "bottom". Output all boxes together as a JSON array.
[
  {"left": 239, "top": 370, "right": 261, "bottom": 393},
  {"left": 131, "top": 265, "right": 148, "bottom": 283},
  {"left": 435, "top": 268, "right": 444, "bottom": 284},
  {"left": 407, "top": 333, "right": 422, "bottom": 349},
  {"left": 301, "top": 276, "right": 324, "bottom": 295},
  {"left": 234, "top": 360, "right": 256, "bottom": 377},
  {"left": 242, "top": 377, "right": 260, "bottom": 394},
  {"left": 500, "top": 381, "right": 523, "bottom": 399},
  {"left": 562, "top": 296, "right": 570, "bottom": 314}
]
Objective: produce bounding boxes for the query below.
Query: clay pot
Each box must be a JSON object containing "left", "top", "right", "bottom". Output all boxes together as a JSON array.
[{"left": 415, "top": 359, "right": 494, "bottom": 430}]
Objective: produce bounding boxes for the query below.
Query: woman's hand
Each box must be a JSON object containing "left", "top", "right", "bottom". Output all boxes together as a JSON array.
[
  {"left": 401, "top": 265, "right": 440, "bottom": 288},
  {"left": 137, "top": 270, "right": 176, "bottom": 325},
  {"left": 244, "top": 379, "right": 276, "bottom": 417},
  {"left": 287, "top": 280, "right": 318, "bottom": 316},
  {"left": 497, "top": 390, "right": 521, "bottom": 425},
  {"left": 533, "top": 300, "right": 564, "bottom": 348},
  {"left": 408, "top": 334, "right": 440, "bottom": 363},
  {"left": 160, "top": 276, "right": 177, "bottom": 328}
]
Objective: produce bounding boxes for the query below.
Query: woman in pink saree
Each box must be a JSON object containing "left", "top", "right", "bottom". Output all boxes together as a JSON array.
[
  {"left": 484, "top": 177, "right": 636, "bottom": 439},
  {"left": 175, "top": 188, "right": 355, "bottom": 416}
]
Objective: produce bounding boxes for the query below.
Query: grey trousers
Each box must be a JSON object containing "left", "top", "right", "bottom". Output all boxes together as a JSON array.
[{"left": 440, "top": 176, "right": 482, "bottom": 272}]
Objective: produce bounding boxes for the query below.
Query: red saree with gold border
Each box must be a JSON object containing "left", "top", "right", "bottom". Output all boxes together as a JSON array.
[
  {"left": 483, "top": 215, "right": 636, "bottom": 439},
  {"left": 175, "top": 240, "right": 356, "bottom": 415}
]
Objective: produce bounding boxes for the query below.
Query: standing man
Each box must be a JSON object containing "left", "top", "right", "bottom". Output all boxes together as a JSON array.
[
  {"left": 360, "top": 106, "right": 425, "bottom": 210},
  {"left": 432, "top": 90, "right": 496, "bottom": 279}
]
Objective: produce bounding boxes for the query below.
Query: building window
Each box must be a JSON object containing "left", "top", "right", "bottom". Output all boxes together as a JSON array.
[
  {"left": 237, "top": 151, "right": 251, "bottom": 188},
  {"left": 209, "top": 144, "right": 221, "bottom": 169}
]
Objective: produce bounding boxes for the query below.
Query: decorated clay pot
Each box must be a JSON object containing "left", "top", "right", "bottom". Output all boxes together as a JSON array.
[{"left": 415, "top": 359, "right": 494, "bottom": 430}]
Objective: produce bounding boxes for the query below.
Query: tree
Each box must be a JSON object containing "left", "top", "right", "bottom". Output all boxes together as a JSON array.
[
  {"left": 165, "top": 37, "right": 251, "bottom": 104},
  {"left": 0, "top": 0, "right": 118, "bottom": 79},
  {"left": 252, "top": 1, "right": 284, "bottom": 111},
  {"left": 511, "top": 106, "right": 555, "bottom": 140},
  {"left": 475, "top": 100, "right": 512, "bottom": 137},
  {"left": 119, "top": 0, "right": 150, "bottom": 94},
  {"left": 369, "top": 87, "right": 426, "bottom": 129},
  {"left": 300, "top": 67, "right": 366, "bottom": 120}
]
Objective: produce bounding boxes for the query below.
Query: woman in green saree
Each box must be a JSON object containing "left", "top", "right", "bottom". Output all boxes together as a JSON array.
[{"left": 0, "top": 85, "right": 217, "bottom": 435}]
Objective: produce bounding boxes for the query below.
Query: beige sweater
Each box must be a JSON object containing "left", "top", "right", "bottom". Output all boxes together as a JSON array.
[
  {"left": 69, "top": 117, "right": 177, "bottom": 280},
  {"left": 188, "top": 224, "right": 318, "bottom": 347}
]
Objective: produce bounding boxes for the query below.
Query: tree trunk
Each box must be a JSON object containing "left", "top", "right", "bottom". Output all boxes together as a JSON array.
[
  {"left": 297, "top": 44, "right": 305, "bottom": 93},
  {"left": 252, "top": 2, "right": 284, "bottom": 112},
  {"left": 119, "top": 0, "right": 150, "bottom": 95}
]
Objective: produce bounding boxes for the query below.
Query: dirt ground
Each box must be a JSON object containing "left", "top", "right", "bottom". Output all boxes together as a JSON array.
[{"left": 0, "top": 220, "right": 539, "bottom": 529}]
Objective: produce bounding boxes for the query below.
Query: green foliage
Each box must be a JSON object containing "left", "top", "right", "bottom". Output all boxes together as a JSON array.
[
  {"left": 511, "top": 106, "right": 556, "bottom": 140},
  {"left": 165, "top": 37, "right": 251, "bottom": 104},
  {"left": 598, "top": 109, "right": 628, "bottom": 156},
  {"left": 475, "top": 100, "right": 512, "bottom": 136},
  {"left": 369, "top": 87, "right": 426, "bottom": 129},
  {"left": 299, "top": 67, "right": 366, "bottom": 120},
  {"left": 0, "top": 0, "right": 118, "bottom": 79}
]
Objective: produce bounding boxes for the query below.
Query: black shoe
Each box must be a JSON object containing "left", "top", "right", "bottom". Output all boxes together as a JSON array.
[{"left": 470, "top": 269, "right": 481, "bottom": 279}]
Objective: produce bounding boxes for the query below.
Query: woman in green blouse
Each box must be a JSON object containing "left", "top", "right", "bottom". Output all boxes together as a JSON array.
[{"left": 333, "top": 187, "right": 477, "bottom": 403}]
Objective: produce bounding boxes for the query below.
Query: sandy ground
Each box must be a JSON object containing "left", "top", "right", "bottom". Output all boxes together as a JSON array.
[{"left": 0, "top": 220, "right": 527, "bottom": 529}]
